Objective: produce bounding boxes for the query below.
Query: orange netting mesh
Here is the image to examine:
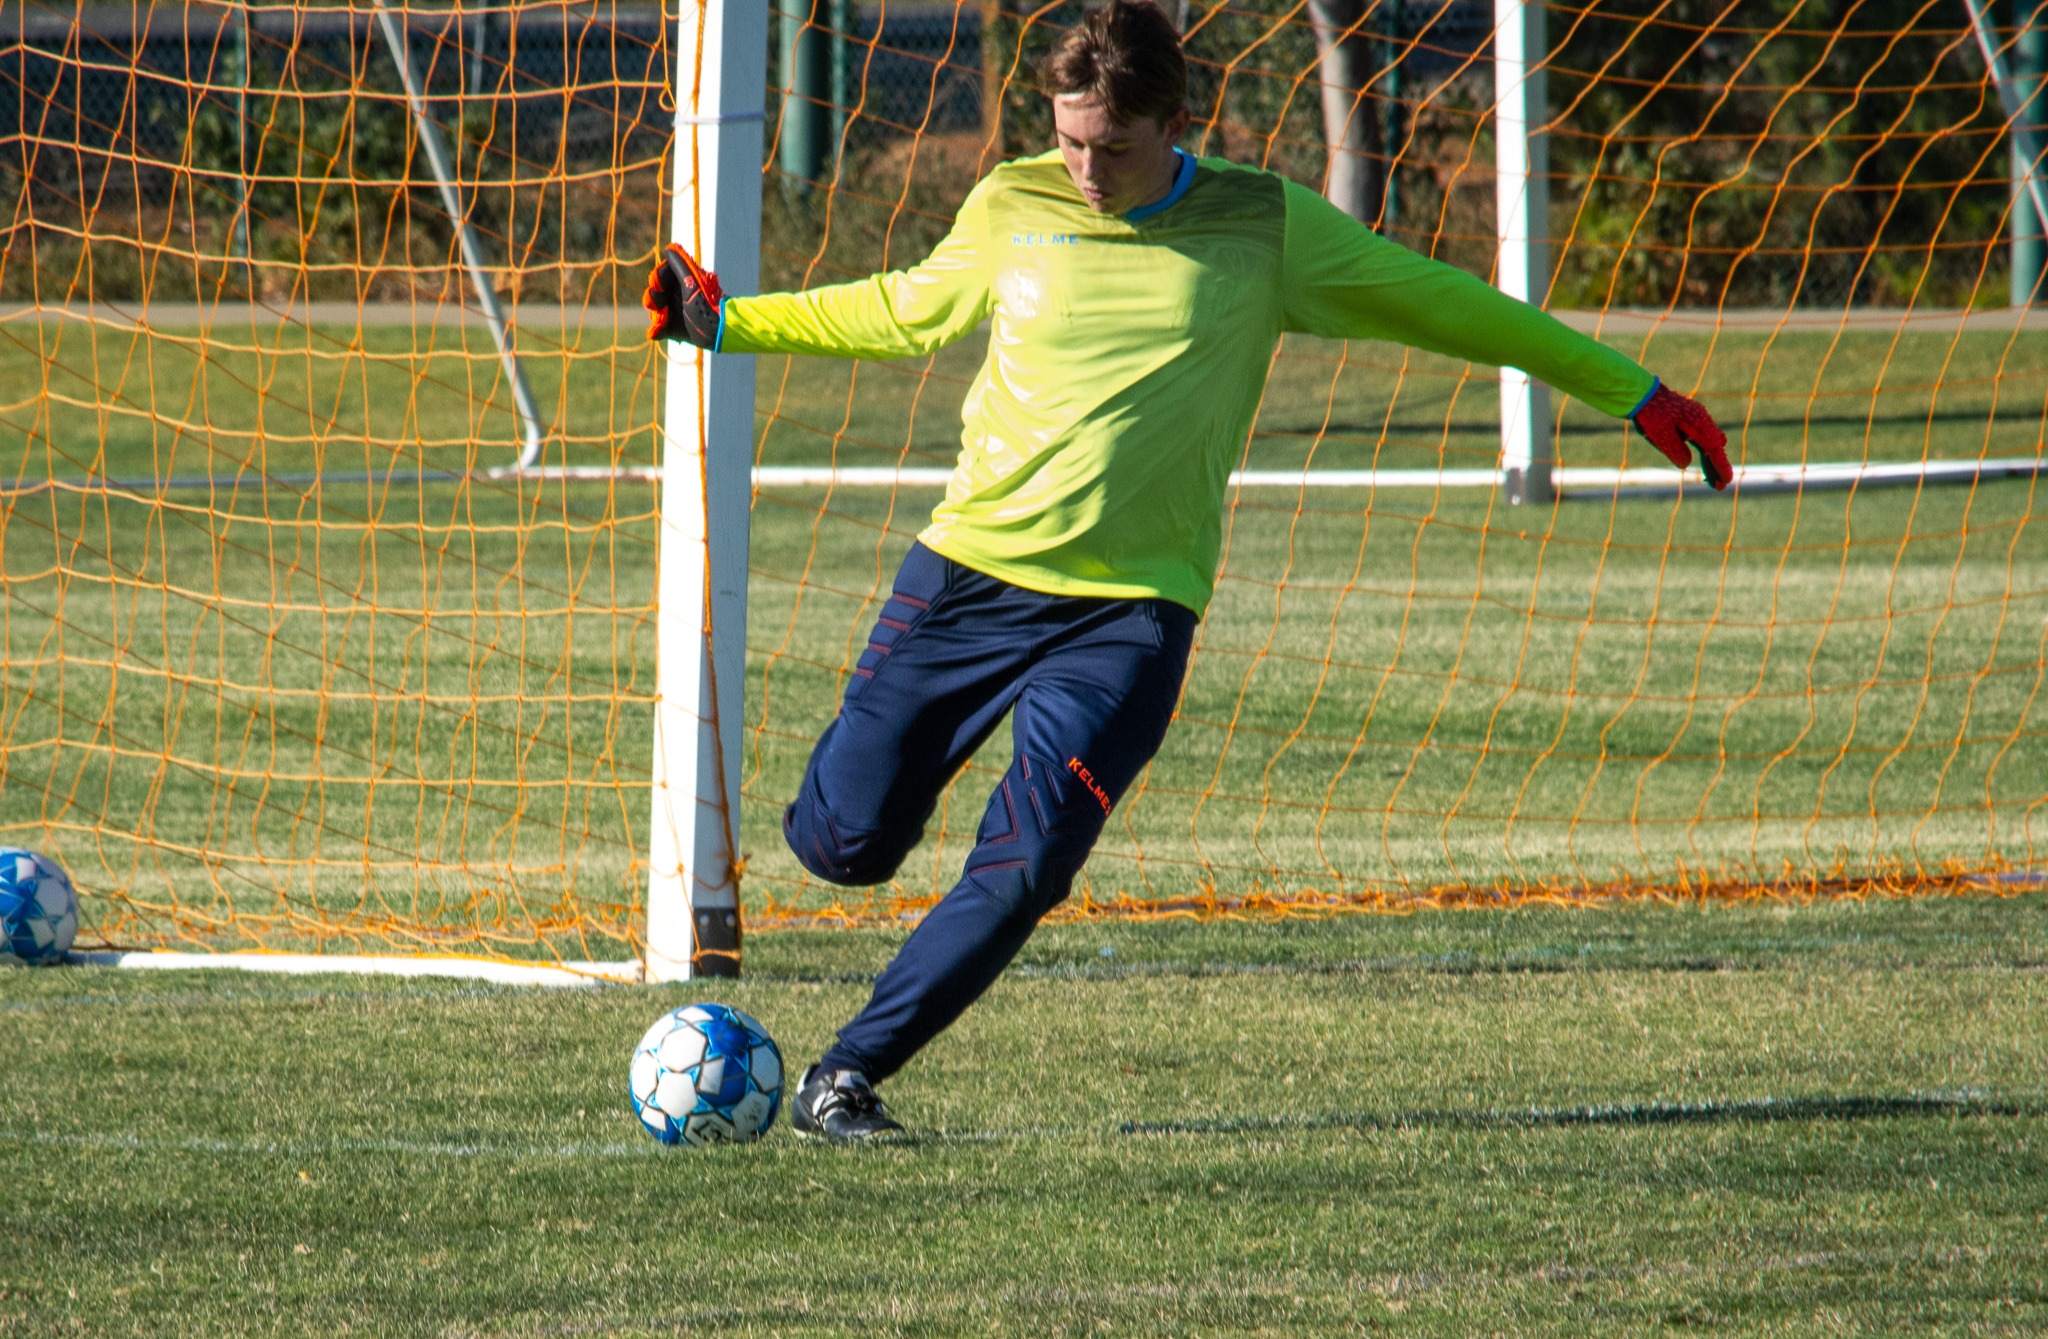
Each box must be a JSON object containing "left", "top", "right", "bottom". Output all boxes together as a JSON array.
[{"left": 1, "top": 1, "right": 2042, "bottom": 958}]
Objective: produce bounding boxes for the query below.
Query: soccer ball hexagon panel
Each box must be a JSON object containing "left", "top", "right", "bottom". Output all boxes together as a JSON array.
[
  {"left": 629, "top": 1003, "right": 782, "bottom": 1146},
  {"left": 0, "top": 848, "right": 78, "bottom": 967}
]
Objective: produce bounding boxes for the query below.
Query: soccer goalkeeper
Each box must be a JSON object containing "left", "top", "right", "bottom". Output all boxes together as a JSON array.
[{"left": 645, "top": 0, "right": 1729, "bottom": 1140}]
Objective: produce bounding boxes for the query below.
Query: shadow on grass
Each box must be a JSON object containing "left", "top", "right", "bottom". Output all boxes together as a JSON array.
[{"left": 1116, "top": 1091, "right": 2036, "bottom": 1138}]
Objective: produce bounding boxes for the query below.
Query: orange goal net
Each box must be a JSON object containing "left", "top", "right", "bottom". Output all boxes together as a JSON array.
[{"left": 1, "top": 1, "right": 2042, "bottom": 964}]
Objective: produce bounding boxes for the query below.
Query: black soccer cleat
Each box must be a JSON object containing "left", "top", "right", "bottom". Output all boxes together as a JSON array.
[{"left": 792, "top": 1064, "right": 905, "bottom": 1142}]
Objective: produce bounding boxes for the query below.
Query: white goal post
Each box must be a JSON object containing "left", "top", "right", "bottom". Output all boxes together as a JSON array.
[
  {"left": 1493, "top": 0, "right": 1553, "bottom": 506},
  {"left": 643, "top": 0, "right": 767, "bottom": 982}
]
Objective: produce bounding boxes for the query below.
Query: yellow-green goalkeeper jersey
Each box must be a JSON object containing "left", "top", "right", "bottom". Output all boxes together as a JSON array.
[{"left": 718, "top": 149, "right": 1655, "bottom": 614}]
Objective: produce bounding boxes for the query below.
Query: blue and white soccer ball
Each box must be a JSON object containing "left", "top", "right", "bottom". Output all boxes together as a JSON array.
[
  {"left": 629, "top": 1003, "right": 783, "bottom": 1146},
  {"left": 0, "top": 848, "right": 78, "bottom": 967}
]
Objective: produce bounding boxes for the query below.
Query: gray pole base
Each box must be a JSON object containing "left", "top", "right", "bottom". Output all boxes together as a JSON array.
[
  {"left": 692, "top": 906, "right": 743, "bottom": 978},
  {"left": 1502, "top": 466, "right": 1556, "bottom": 506}
]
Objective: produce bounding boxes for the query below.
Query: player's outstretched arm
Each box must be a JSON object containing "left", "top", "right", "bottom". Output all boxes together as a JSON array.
[
  {"left": 644, "top": 176, "right": 997, "bottom": 362},
  {"left": 1630, "top": 381, "right": 1732, "bottom": 490},
  {"left": 1277, "top": 182, "right": 1733, "bottom": 489}
]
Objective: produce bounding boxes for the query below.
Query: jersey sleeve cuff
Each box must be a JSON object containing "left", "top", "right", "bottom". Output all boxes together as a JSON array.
[{"left": 1628, "top": 377, "right": 1660, "bottom": 418}]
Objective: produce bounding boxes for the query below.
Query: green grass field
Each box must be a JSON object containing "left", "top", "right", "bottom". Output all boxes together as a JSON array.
[{"left": 4, "top": 895, "right": 2046, "bottom": 1335}]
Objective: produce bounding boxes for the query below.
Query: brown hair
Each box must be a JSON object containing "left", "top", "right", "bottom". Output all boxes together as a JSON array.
[{"left": 1043, "top": 1, "right": 1188, "bottom": 126}]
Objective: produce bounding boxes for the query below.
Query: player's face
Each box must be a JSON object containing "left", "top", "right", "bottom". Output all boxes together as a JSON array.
[{"left": 1052, "top": 96, "right": 1190, "bottom": 215}]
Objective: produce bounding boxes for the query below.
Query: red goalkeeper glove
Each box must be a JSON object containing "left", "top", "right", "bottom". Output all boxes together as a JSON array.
[
  {"left": 1631, "top": 382, "right": 1732, "bottom": 490},
  {"left": 643, "top": 242, "right": 724, "bottom": 348}
]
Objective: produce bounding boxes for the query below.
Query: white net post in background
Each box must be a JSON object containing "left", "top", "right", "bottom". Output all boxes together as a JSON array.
[
  {"left": 645, "top": 0, "right": 766, "bottom": 982},
  {"left": 1493, "top": 0, "right": 1553, "bottom": 506}
]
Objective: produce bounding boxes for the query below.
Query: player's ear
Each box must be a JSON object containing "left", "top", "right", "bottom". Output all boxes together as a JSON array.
[{"left": 1161, "top": 106, "right": 1191, "bottom": 142}]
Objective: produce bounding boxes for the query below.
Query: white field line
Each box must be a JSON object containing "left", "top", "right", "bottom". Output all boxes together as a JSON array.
[
  {"left": 748, "top": 460, "right": 2048, "bottom": 492},
  {"left": 1, "top": 1126, "right": 657, "bottom": 1161},
  {"left": 69, "top": 950, "right": 640, "bottom": 988},
  {"left": 514, "top": 459, "right": 2048, "bottom": 492},
  {"left": 0, "top": 983, "right": 530, "bottom": 1011},
  {"left": 747, "top": 466, "right": 1506, "bottom": 488},
  {"left": 0, "top": 1090, "right": 2017, "bottom": 1163},
  {"left": 10, "top": 458, "right": 2035, "bottom": 498}
]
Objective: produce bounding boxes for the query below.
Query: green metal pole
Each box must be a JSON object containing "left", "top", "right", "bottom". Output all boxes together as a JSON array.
[
  {"left": 2017, "top": 0, "right": 2046, "bottom": 305},
  {"left": 830, "top": 0, "right": 850, "bottom": 181},
  {"left": 779, "top": 0, "right": 830, "bottom": 193},
  {"left": 1381, "top": 0, "right": 1401, "bottom": 233},
  {"left": 232, "top": 2, "right": 252, "bottom": 281}
]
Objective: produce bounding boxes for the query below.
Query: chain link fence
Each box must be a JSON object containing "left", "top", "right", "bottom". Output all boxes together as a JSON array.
[{"left": 1, "top": 2, "right": 990, "bottom": 303}]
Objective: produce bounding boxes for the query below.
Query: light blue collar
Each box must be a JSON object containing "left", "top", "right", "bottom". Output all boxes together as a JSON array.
[{"left": 1124, "top": 148, "right": 1196, "bottom": 223}]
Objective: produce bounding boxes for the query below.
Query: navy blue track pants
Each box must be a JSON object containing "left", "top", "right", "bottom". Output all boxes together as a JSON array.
[{"left": 784, "top": 542, "right": 1196, "bottom": 1082}]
